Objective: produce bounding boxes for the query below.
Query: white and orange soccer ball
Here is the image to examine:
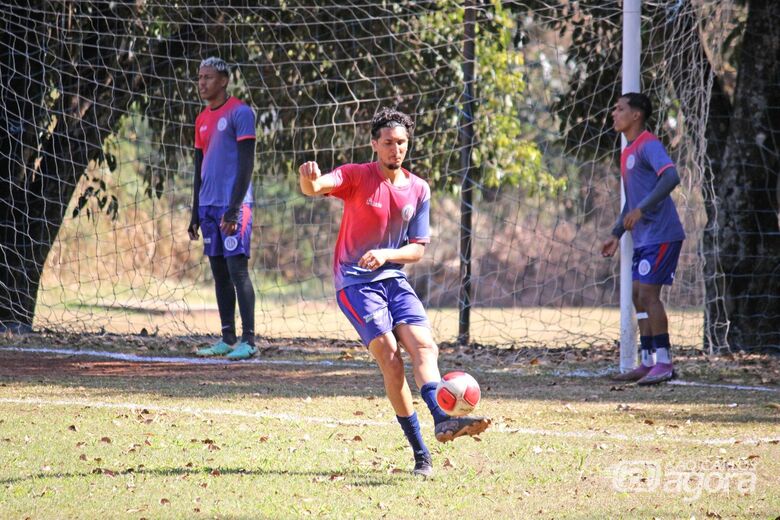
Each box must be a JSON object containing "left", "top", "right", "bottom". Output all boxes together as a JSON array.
[{"left": 435, "top": 371, "right": 481, "bottom": 417}]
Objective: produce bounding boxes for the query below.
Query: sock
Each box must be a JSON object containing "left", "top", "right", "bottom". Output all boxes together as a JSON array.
[
  {"left": 639, "top": 335, "right": 655, "bottom": 367},
  {"left": 653, "top": 333, "right": 672, "bottom": 364},
  {"left": 396, "top": 413, "right": 429, "bottom": 462},
  {"left": 420, "top": 382, "right": 449, "bottom": 425}
]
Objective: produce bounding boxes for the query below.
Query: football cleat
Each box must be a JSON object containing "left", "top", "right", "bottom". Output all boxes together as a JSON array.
[
  {"left": 611, "top": 364, "right": 653, "bottom": 382},
  {"left": 637, "top": 362, "right": 675, "bottom": 385},
  {"left": 434, "top": 416, "right": 491, "bottom": 443},
  {"left": 225, "top": 342, "right": 257, "bottom": 360},
  {"left": 196, "top": 340, "right": 234, "bottom": 357},
  {"left": 413, "top": 455, "right": 433, "bottom": 478}
]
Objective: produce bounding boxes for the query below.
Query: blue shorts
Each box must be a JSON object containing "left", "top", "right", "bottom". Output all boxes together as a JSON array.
[
  {"left": 632, "top": 241, "right": 682, "bottom": 286},
  {"left": 337, "top": 277, "right": 430, "bottom": 346},
  {"left": 199, "top": 205, "right": 252, "bottom": 257}
]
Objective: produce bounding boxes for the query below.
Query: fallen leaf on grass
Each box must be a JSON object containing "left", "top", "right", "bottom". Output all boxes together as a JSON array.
[
  {"left": 100, "top": 437, "right": 112, "bottom": 444},
  {"left": 160, "top": 498, "right": 170, "bottom": 505}
]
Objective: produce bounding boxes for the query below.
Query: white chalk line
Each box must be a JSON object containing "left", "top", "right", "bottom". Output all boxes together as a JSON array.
[
  {"left": 0, "top": 396, "right": 777, "bottom": 448},
  {"left": 2, "top": 346, "right": 778, "bottom": 394},
  {"left": 0, "top": 346, "right": 367, "bottom": 368}
]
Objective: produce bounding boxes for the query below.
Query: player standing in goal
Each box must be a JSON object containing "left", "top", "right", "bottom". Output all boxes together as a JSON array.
[
  {"left": 188, "top": 57, "right": 257, "bottom": 360},
  {"left": 298, "top": 108, "right": 490, "bottom": 477},
  {"left": 602, "top": 93, "right": 685, "bottom": 385}
]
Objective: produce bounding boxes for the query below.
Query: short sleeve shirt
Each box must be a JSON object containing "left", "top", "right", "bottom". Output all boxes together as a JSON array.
[
  {"left": 194, "top": 97, "right": 256, "bottom": 207},
  {"left": 324, "top": 162, "right": 431, "bottom": 290},
  {"left": 622, "top": 131, "right": 686, "bottom": 247}
]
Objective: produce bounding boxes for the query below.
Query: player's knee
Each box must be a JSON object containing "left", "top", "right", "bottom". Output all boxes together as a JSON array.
[{"left": 377, "top": 353, "right": 404, "bottom": 379}]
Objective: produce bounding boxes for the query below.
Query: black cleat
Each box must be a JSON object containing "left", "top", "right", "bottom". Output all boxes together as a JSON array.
[{"left": 434, "top": 416, "right": 491, "bottom": 443}]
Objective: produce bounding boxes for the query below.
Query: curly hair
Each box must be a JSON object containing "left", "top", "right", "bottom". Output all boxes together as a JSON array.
[{"left": 370, "top": 107, "right": 415, "bottom": 140}]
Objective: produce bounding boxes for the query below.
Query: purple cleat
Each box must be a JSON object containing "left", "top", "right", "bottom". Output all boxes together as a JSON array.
[
  {"left": 637, "top": 362, "right": 675, "bottom": 385},
  {"left": 611, "top": 364, "right": 653, "bottom": 382}
]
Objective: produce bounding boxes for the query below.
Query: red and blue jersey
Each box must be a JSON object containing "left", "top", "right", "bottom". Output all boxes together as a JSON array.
[
  {"left": 621, "top": 131, "right": 685, "bottom": 248},
  {"left": 194, "top": 97, "right": 256, "bottom": 207},
  {"left": 325, "top": 162, "right": 431, "bottom": 290}
]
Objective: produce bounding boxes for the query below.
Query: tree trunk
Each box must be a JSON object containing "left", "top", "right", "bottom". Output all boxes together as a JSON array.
[
  {"left": 0, "top": 2, "right": 123, "bottom": 331},
  {"left": 713, "top": 0, "right": 780, "bottom": 349}
]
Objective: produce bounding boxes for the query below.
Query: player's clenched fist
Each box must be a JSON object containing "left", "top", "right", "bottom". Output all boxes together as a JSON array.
[{"left": 299, "top": 161, "right": 321, "bottom": 180}]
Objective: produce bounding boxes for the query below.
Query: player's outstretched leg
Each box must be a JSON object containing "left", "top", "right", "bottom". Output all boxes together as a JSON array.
[{"left": 395, "top": 325, "right": 491, "bottom": 443}]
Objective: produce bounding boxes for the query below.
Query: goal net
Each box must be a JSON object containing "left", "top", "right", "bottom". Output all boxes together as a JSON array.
[{"left": 0, "top": 1, "right": 752, "bottom": 350}]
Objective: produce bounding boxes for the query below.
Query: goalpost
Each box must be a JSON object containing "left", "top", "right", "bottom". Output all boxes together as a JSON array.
[
  {"left": 619, "top": 0, "right": 641, "bottom": 372},
  {"left": 0, "top": 1, "right": 751, "bottom": 352}
]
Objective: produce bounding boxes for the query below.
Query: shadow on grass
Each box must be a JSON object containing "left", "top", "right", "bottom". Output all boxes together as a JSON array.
[{"left": 0, "top": 464, "right": 403, "bottom": 487}]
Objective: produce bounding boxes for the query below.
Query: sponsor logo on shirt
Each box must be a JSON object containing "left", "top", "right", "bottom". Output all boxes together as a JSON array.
[
  {"left": 217, "top": 117, "right": 228, "bottom": 131},
  {"left": 627, "top": 154, "right": 636, "bottom": 169},
  {"left": 224, "top": 236, "right": 239, "bottom": 251},
  {"left": 203, "top": 237, "right": 211, "bottom": 244},
  {"left": 401, "top": 204, "right": 415, "bottom": 222},
  {"left": 200, "top": 125, "right": 208, "bottom": 133},
  {"left": 366, "top": 198, "right": 383, "bottom": 208}
]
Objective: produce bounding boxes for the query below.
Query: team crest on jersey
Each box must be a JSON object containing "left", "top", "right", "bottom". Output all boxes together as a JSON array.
[
  {"left": 217, "top": 117, "right": 228, "bottom": 131},
  {"left": 638, "top": 259, "right": 651, "bottom": 276},
  {"left": 627, "top": 154, "right": 636, "bottom": 169},
  {"left": 224, "top": 236, "right": 239, "bottom": 252},
  {"left": 200, "top": 125, "right": 207, "bottom": 133},
  {"left": 401, "top": 204, "right": 415, "bottom": 222},
  {"left": 366, "top": 198, "right": 382, "bottom": 208}
]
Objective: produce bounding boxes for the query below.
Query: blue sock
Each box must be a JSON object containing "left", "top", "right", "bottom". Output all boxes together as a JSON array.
[
  {"left": 396, "top": 413, "right": 429, "bottom": 461},
  {"left": 420, "top": 382, "right": 449, "bottom": 425}
]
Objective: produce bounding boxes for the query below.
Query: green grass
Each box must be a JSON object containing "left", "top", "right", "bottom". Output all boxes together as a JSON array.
[{"left": 0, "top": 342, "right": 778, "bottom": 518}]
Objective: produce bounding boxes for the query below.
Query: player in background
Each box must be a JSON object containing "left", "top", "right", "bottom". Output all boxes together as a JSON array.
[
  {"left": 298, "top": 108, "right": 490, "bottom": 477},
  {"left": 602, "top": 92, "right": 685, "bottom": 385},
  {"left": 188, "top": 57, "right": 257, "bottom": 360}
]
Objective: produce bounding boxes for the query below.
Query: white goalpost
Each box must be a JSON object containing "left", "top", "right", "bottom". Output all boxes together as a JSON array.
[{"left": 619, "top": 0, "right": 641, "bottom": 373}]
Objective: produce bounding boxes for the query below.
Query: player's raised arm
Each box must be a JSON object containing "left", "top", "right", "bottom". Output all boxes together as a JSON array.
[{"left": 298, "top": 160, "right": 338, "bottom": 196}]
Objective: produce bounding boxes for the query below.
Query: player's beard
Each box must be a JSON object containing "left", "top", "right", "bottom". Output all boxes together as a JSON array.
[{"left": 385, "top": 162, "right": 401, "bottom": 170}]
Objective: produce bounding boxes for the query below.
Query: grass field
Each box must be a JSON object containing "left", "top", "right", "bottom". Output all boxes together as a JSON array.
[{"left": 0, "top": 336, "right": 778, "bottom": 519}]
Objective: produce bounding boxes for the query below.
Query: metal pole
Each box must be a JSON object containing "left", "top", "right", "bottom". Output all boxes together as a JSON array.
[
  {"left": 620, "top": 0, "right": 641, "bottom": 372},
  {"left": 458, "top": 0, "right": 476, "bottom": 346}
]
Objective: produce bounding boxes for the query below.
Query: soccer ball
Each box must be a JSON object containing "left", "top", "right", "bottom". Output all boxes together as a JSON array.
[{"left": 435, "top": 371, "right": 481, "bottom": 417}]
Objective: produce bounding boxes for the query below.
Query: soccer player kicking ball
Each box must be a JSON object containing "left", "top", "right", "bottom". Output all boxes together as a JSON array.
[
  {"left": 298, "top": 108, "right": 490, "bottom": 477},
  {"left": 602, "top": 93, "right": 685, "bottom": 385},
  {"left": 188, "top": 57, "right": 258, "bottom": 360}
]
